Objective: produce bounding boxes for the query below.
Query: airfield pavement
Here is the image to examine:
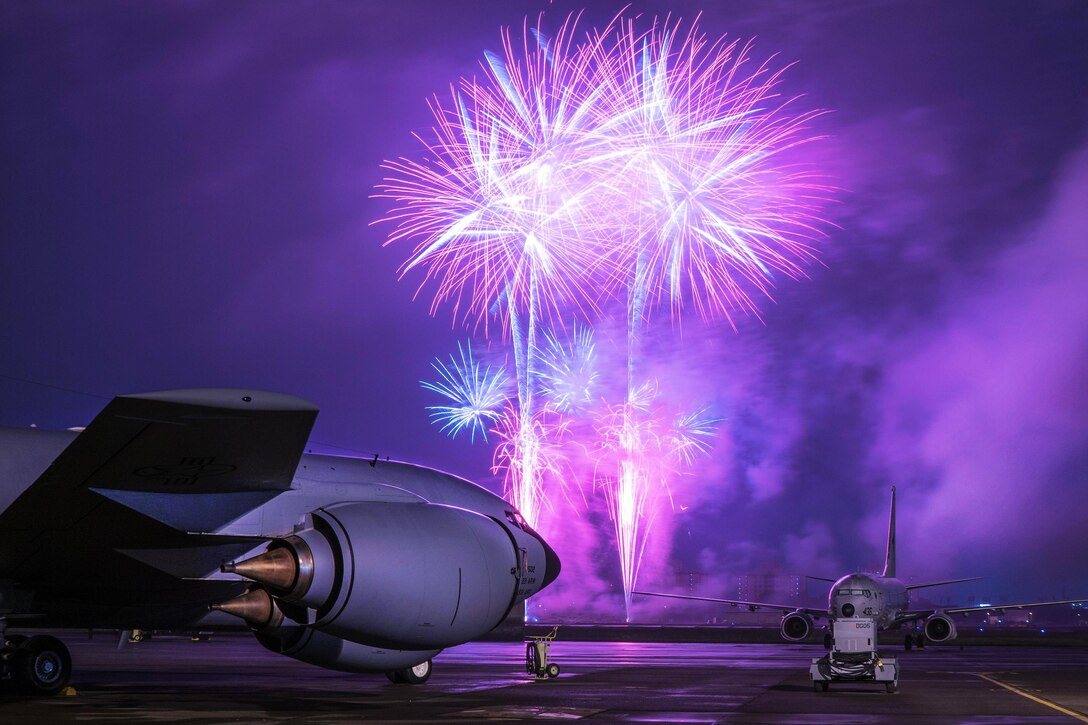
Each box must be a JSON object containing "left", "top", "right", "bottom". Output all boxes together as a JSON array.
[{"left": 2, "top": 631, "right": 1088, "bottom": 723}]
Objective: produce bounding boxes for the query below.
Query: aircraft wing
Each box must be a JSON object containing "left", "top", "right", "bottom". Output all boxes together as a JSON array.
[
  {"left": 0, "top": 388, "right": 317, "bottom": 627},
  {"left": 903, "top": 577, "right": 982, "bottom": 590},
  {"left": 893, "top": 598, "right": 1088, "bottom": 626},
  {"left": 633, "top": 590, "right": 827, "bottom": 619}
]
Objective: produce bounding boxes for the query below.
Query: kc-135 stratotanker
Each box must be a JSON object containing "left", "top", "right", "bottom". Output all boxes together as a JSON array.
[
  {"left": 0, "top": 389, "right": 559, "bottom": 694},
  {"left": 637, "top": 487, "right": 1087, "bottom": 649}
]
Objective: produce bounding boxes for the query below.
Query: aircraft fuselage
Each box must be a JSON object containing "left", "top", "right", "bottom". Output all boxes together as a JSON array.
[{"left": 828, "top": 573, "right": 908, "bottom": 630}]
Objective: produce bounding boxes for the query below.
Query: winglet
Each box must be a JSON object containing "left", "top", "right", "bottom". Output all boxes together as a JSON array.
[{"left": 883, "top": 486, "right": 896, "bottom": 578}]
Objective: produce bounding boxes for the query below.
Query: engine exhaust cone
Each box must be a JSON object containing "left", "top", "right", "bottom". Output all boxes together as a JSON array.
[
  {"left": 221, "top": 546, "right": 299, "bottom": 591},
  {"left": 210, "top": 588, "right": 284, "bottom": 631}
]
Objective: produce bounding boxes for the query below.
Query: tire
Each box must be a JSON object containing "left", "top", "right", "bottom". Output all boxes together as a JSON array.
[
  {"left": 904, "top": 635, "right": 913, "bottom": 651},
  {"left": 12, "top": 635, "right": 72, "bottom": 695},
  {"left": 886, "top": 682, "right": 897, "bottom": 693},
  {"left": 546, "top": 663, "right": 560, "bottom": 678},
  {"left": 915, "top": 635, "right": 925, "bottom": 650},
  {"left": 385, "top": 670, "right": 405, "bottom": 684},
  {"left": 822, "top": 633, "right": 832, "bottom": 650},
  {"left": 396, "top": 659, "right": 432, "bottom": 685}
]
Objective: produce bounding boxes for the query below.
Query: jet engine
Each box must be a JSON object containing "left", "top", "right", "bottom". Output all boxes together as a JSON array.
[
  {"left": 255, "top": 622, "right": 440, "bottom": 674},
  {"left": 221, "top": 501, "right": 527, "bottom": 649},
  {"left": 780, "top": 611, "right": 814, "bottom": 642},
  {"left": 923, "top": 612, "right": 958, "bottom": 642}
]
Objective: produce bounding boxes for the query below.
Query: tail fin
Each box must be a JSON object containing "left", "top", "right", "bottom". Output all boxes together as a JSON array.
[{"left": 882, "top": 486, "right": 896, "bottom": 578}]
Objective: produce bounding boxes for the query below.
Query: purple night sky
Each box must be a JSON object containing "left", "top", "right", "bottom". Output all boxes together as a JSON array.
[{"left": 2, "top": 1, "right": 1087, "bottom": 611}]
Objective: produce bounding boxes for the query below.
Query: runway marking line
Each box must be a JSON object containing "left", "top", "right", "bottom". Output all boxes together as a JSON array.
[{"left": 977, "top": 673, "right": 1088, "bottom": 723}]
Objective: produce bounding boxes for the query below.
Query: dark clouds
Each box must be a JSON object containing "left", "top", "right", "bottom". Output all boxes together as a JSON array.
[{"left": 2, "top": 1, "right": 1087, "bottom": 608}]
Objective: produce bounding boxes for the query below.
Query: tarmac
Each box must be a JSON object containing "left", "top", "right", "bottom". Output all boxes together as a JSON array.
[{"left": 2, "top": 631, "right": 1087, "bottom": 723}]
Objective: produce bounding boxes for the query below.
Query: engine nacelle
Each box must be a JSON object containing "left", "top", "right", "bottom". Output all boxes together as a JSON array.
[
  {"left": 226, "top": 501, "right": 522, "bottom": 649},
  {"left": 780, "top": 611, "right": 814, "bottom": 642},
  {"left": 924, "top": 612, "right": 958, "bottom": 642},
  {"left": 256, "top": 625, "right": 439, "bottom": 673}
]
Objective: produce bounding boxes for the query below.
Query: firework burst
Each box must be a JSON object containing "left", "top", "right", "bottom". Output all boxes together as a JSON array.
[
  {"left": 377, "top": 11, "right": 831, "bottom": 616},
  {"left": 537, "top": 323, "right": 599, "bottom": 413},
  {"left": 421, "top": 342, "right": 510, "bottom": 442},
  {"left": 585, "top": 17, "right": 831, "bottom": 325}
]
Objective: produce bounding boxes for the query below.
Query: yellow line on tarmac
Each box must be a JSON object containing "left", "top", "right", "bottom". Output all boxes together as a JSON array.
[{"left": 978, "top": 673, "right": 1088, "bottom": 723}]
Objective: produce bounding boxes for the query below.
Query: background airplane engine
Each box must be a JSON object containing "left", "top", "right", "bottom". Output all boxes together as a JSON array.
[
  {"left": 239, "top": 501, "right": 522, "bottom": 649},
  {"left": 923, "top": 613, "right": 958, "bottom": 642},
  {"left": 255, "top": 625, "right": 439, "bottom": 673},
  {"left": 780, "top": 612, "right": 814, "bottom": 641}
]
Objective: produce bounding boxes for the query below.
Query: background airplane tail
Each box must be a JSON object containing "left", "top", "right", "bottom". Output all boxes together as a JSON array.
[{"left": 882, "top": 486, "right": 896, "bottom": 578}]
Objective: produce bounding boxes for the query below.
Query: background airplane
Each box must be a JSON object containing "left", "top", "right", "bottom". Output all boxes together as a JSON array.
[
  {"left": 0, "top": 388, "right": 559, "bottom": 694},
  {"left": 636, "top": 487, "right": 1087, "bottom": 649}
]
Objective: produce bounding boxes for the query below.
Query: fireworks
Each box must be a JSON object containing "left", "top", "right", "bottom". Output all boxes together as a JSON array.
[
  {"left": 589, "top": 22, "right": 830, "bottom": 325},
  {"left": 421, "top": 342, "right": 509, "bottom": 442},
  {"left": 378, "top": 11, "right": 832, "bottom": 618},
  {"left": 537, "top": 323, "right": 599, "bottom": 413},
  {"left": 491, "top": 403, "right": 571, "bottom": 528},
  {"left": 376, "top": 14, "right": 613, "bottom": 331},
  {"left": 671, "top": 406, "right": 723, "bottom": 467},
  {"left": 591, "top": 382, "right": 720, "bottom": 617}
]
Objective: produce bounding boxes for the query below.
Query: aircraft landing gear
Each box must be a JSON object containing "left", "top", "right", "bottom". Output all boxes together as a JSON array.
[
  {"left": 385, "top": 658, "right": 432, "bottom": 684},
  {"left": 2, "top": 633, "right": 72, "bottom": 695},
  {"left": 904, "top": 633, "right": 925, "bottom": 651}
]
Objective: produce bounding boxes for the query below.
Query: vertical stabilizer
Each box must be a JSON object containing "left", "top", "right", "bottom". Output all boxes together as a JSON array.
[{"left": 882, "top": 486, "right": 896, "bottom": 578}]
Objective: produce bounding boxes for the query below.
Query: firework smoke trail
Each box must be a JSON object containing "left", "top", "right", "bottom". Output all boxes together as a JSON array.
[
  {"left": 582, "top": 17, "right": 828, "bottom": 617},
  {"left": 421, "top": 342, "right": 510, "bottom": 442}
]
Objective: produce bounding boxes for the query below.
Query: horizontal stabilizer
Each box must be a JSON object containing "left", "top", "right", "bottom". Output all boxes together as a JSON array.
[
  {"left": 0, "top": 388, "right": 317, "bottom": 586},
  {"left": 91, "top": 488, "right": 279, "bottom": 533},
  {"left": 118, "top": 539, "right": 266, "bottom": 579}
]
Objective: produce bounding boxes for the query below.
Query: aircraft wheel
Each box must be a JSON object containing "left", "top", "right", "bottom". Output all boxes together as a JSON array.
[
  {"left": 546, "top": 663, "right": 560, "bottom": 678},
  {"left": 904, "top": 635, "right": 913, "bottom": 651},
  {"left": 915, "top": 634, "right": 925, "bottom": 650},
  {"left": 394, "top": 659, "right": 432, "bottom": 685},
  {"left": 822, "top": 633, "right": 832, "bottom": 650},
  {"left": 12, "top": 635, "right": 72, "bottom": 695},
  {"left": 385, "top": 670, "right": 405, "bottom": 684}
]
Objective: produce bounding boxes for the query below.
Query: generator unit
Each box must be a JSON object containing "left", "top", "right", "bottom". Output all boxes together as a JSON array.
[{"left": 810, "top": 618, "right": 898, "bottom": 693}]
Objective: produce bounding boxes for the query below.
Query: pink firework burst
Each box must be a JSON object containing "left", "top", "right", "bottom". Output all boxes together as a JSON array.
[{"left": 376, "top": 13, "right": 621, "bottom": 332}]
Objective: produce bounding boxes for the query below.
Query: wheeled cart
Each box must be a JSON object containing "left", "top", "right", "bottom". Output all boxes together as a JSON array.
[
  {"left": 810, "top": 619, "right": 899, "bottom": 693},
  {"left": 525, "top": 626, "right": 561, "bottom": 679}
]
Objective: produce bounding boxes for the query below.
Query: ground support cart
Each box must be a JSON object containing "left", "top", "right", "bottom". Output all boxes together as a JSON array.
[
  {"left": 810, "top": 618, "right": 899, "bottom": 693},
  {"left": 525, "top": 626, "right": 560, "bottom": 679}
]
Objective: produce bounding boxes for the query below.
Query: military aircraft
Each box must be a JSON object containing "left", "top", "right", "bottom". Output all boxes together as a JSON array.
[
  {"left": 0, "top": 388, "right": 560, "bottom": 694},
  {"left": 636, "top": 487, "right": 1086, "bottom": 649}
]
